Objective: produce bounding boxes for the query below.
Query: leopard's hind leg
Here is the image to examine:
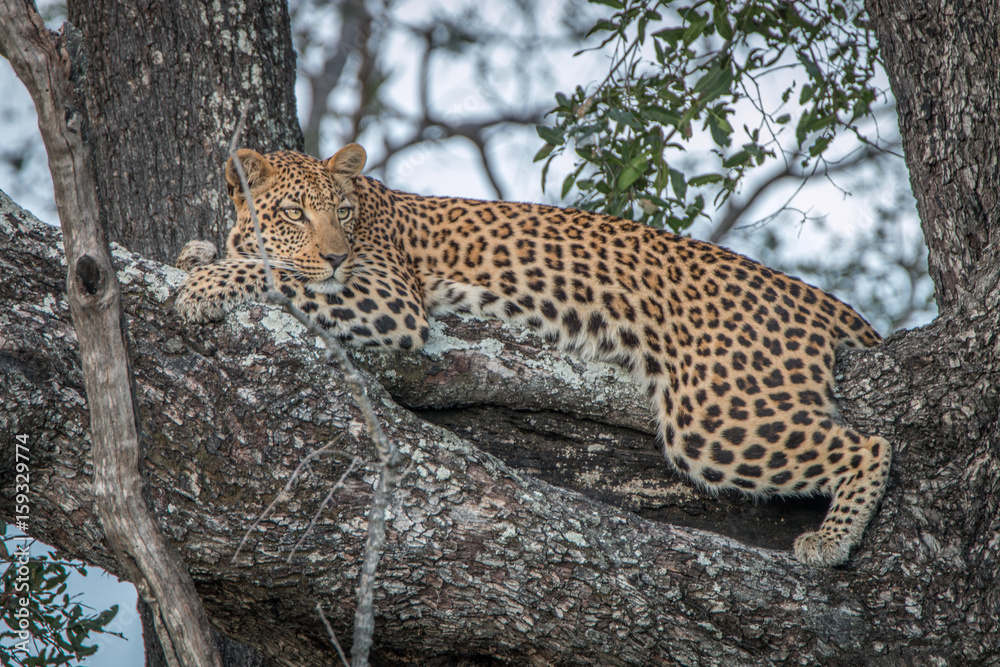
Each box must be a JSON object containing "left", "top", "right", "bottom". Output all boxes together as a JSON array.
[
  {"left": 793, "top": 427, "right": 892, "bottom": 566},
  {"left": 651, "top": 375, "right": 891, "bottom": 566}
]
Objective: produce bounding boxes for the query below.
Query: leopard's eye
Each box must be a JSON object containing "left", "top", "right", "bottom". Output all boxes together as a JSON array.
[
  {"left": 282, "top": 207, "right": 304, "bottom": 222},
  {"left": 337, "top": 206, "right": 353, "bottom": 222}
]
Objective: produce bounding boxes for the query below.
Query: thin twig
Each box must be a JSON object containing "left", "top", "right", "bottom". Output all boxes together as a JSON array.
[
  {"left": 227, "top": 107, "right": 403, "bottom": 667},
  {"left": 316, "top": 602, "right": 351, "bottom": 667},
  {"left": 232, "top": 437, "right": 347, "bottom": 563}
]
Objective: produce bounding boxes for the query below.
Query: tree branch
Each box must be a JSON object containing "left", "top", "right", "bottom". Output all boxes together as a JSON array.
[{"left": 300, "top": 0, "right": 372, "bottom": 156}]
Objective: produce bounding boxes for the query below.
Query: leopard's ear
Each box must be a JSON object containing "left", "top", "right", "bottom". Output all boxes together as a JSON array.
[
  {"left": 225, "top": 149, "right": 276, "bottom": 200},
  {"left": 325, "top": 143, "right": 367, "bottom": 179}
]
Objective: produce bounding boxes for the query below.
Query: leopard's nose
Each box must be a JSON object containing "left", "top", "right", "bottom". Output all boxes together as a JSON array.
[{"left": 323, "top": 253, "right": 348, "bottom": 270}]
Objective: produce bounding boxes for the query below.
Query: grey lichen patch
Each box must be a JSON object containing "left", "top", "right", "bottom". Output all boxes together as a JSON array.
[
  {"left": 231, "top": 307, "right": 305, "bottom": 346},
  {"left": 409, "top": 314, "right": 645, "bottom": 423},
  {"left": 108, "top": 241, "right": 188, "bottom": 306},
  {"left": 422, "top": 318, "right": 477, "bottom": 355}
]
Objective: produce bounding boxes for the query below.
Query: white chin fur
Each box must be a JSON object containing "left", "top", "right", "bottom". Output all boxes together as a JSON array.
[{"left": 308, "top": 277, "right": 346, "bottom": 294}]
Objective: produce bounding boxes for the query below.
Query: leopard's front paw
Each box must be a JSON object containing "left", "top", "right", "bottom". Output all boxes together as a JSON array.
[
  {"left": 175, "top": 271, "right": 231, "bottom": 324},
  {"left": 176, "top": 240, "right": 218, "bottom": 271}
]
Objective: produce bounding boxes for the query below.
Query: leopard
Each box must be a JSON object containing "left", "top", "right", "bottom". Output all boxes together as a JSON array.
[{"left": 176, "top": 144, "right": 892, "bottom": 567}]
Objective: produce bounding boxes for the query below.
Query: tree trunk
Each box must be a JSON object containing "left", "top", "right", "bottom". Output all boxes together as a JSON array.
[
  {"left": 64, "top": 5, "right": 302, "bottom": 659},
  {"left": 864, "top": 0, "right": 999, "bottom": 313},
  {"left": 67, "top": 0, "right": 302, "bottom": 264},
  {"left": 2, "top": 186, "right": 998, "bottom": 664}
]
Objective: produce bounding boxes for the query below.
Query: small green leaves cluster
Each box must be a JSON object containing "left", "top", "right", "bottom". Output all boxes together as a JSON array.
[
  {"left": 535, "top": 0, "right": 880, "bottom": 231},
  {"left": 1, "top": 525, "right": 120, "bottom": 667}
]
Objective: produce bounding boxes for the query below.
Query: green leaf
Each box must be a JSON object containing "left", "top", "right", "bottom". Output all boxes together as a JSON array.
[
  {"left": 642, "top": 105, "right": 682, "bottom": 126},
  {"left": 562, "top": 164, "right": 585, "bottom": 199},
  {"left": 587, "top": 19, "right": 618, "bottom": 37},
  {"left": 608, "top": 107, "right": 643, "bottom": 130},
  {"left": 775, "top": 113, "right": 791, "bottom": 125},
  {"left": 653, "top": 36, "right": 666, "bottom": 64},
  {"left": 688, "top": 173, "right": 724, "bottom": 186},
  {"left": 693, "top": 62, "right": 734, "bottom": 104},
  {"left": 652, "top": 27, "right": 686, "bottom": 48},
  {"left": 705, "top": 109, "right": 733, "bottom": 147},
  {"left": 589, "top": 0, "right": 624, "bottom": 8},
  {"left": 618, "top": 155, "right": 648, "bottom": 190},
  {"left": 722, "top": 150, "right": 751, "bottom": 169},
  {"left": 799, "top": 83, "right": 814, "bottom": 104},
  {"left": 669, "top": 168, "right": 687, "bottom": 200},
  {"left": 533, "top": 143, "right": 555, "bottom": 163},
  {"left": 539, "top": 156, "right": 552, "bottom": 192},
  {"left": 798, "top": 52, "right": 823, "bottom": 81},
  {"left": 679, "top": 10, "right": 710, "bottom": 45},
  {"left": 744, "top": 142, "right": 767, "bottom": 165},
  {"left": 795, "top": 109, "right": 813, "bottom": 145},
  {"left": 713, "top": 5, "right": 733, "bottom": 41},
  {"left": 536, "top": 125, "right": 565, "bottom": 146},
  {"left": 808, "top": 134, "right": 833, "bottom": 157}
]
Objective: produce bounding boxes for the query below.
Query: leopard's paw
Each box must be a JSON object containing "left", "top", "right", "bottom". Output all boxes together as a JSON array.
[
  {"left": 793, "top": 530, "right": 852, "bottom": 567},
  {"left": 175, "top": 272, "right": 231, "bottom": 324}
]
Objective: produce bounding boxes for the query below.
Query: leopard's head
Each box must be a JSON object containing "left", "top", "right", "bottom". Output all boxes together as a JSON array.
[{"left": 224, "top": 145, "right": 367, "bottom": 293}]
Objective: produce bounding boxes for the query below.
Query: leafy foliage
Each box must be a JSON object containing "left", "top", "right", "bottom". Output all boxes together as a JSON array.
[
  {"left": 1, "top": 525, "right": 120, "bottom": 667},
  {"left": 536, "top": 0, "right": 881, "bottom": 231}
]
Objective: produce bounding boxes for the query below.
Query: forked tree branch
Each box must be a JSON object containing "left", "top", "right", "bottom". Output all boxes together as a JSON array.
[{"left": 2, "top": 193, "right": 999, "bottom": 664}]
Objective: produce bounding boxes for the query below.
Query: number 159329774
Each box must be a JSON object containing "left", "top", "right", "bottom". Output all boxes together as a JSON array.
[{"left": 14, "top": 434, "right": 30, "bottom": 532}]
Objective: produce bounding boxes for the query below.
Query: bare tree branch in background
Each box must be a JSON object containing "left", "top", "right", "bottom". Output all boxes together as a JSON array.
[
  {"left": 708, "top": 110, "right": 902, "bottom": 246},
  {"left": 292, "top": 0, "right": 568, "bottom": 199},
  {"left": 298, "top": 0, "right": 375, "bottom": 155}
]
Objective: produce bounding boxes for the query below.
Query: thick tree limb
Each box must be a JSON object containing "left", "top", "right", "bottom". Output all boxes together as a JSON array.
[
  {"left": 2, "top": 191, "right": 998, "bottom": 664},
  {"left": 0, "top": 5, "right": 220, "bottom": 666}
]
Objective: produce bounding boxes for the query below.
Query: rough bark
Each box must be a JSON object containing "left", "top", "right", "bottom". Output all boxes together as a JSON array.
[
  {"left": 66, "top": 0, "right": 302, "bottom": 264},
  {"left": 2, "top": 188, "right": 998, "bottom": 665},
  {"left": 864, "top": 0, "right": 999, "bottom": 313},
  {"left": 2, "top": 1, "right": 998, "bottom": 663}
]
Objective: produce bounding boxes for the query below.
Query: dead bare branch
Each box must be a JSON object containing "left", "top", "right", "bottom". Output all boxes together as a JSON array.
[{"left": 227, "top": 105, "right": 403, "bottom": 666}]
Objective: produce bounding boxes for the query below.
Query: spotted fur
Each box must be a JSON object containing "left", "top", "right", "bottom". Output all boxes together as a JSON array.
[{"left": 177, "top": 145, "right": 891, "bottom": 566}]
